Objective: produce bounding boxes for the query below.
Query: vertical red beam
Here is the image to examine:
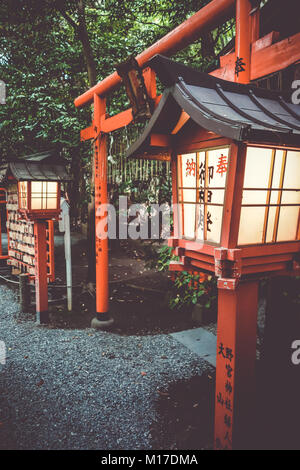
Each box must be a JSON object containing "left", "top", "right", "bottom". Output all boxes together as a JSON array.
[
  {"left": 5, "top": 194, "right": 10, "bottom": 261},
  {"left": 143, "top": 68, "right": 157, "bottom": 100},
  {"left": 171, "top": 151, "right": 179, "bottom": 239},
  {"left": 47, "top": 220, "right": 55, "bottom": 282},
  {"left": 251, "top": 4, "right": 260, "bottom": 43},
  {"left": 221, "top": 143, "right": 247, "bottom": 248},
  {"left": 214, "top": 281, "right": 258, "bottom": 450},
  {"left": 0, "top": 214, "right": 2, "bottom": 258},
  {"left": 34, "top": 220, "right": 49, "bottom": 324},
  {"left": 0, "top": 189, "right": 7, "bottom": 259},
  {"left": 235, "top": 0, "right": 251, "bottom": 84},
  {"left": 92, "top": 93, "right": 114, "bottom": 327}
]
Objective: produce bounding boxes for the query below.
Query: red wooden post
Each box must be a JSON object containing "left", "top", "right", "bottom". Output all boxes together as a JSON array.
[
  {"left": 235, "top": 0, "right": 251, "bottom": 84},
  {"left": 0, "top": 215, "right": 2, "bottom": 258},
  {"left": 34, "top": 220, "right": 49, "bottom": 324},
  {"left": 214, "top": 280, "right": 258, "bottom": 450},
  {"left": 251, "top": 3, "right": 260, "bottom": 44},
  {"left": 0, "top": 188, "right": 8, "bottom": 260},
  {"left": 171, "top": 151, "right": 179, "bottom": 239},
  {"left": 91, "top": 94, "right": 114, "bottom": 328}
]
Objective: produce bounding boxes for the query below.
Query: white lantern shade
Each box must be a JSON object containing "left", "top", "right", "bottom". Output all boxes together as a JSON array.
[
  {"left": 18, "top": 181, "right": 59, "bottom": 213},
  {"left": 238, "top": 147, "right": 300, "bottom": 245},
  {"left": 31, "top": 181, "right": 58, "bottom": 210}
]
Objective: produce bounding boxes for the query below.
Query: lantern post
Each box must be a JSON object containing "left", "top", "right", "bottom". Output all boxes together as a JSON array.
[
  {"left": 18, "top": 179, "right": 62, "bottom": 324},
  {"left": 34, "top": 219, "right": 49, "bottom": 323},
  {"left": 0, "top": 188, "right": 8, "bottom": 260},
  {"left": 215, "top": 280, "right": 258, "bottom": 449}
]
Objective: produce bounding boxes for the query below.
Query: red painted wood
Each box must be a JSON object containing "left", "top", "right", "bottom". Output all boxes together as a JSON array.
[
  {"left": 251, "top": 31, "right": 300, "bottom": 81},
  {"left": 171, "top": 151, "right": 179, "bottom": 238},
  {"left": 221, "top": 143, "right": 239, "bottom": 248},
  {"left": 220, "top": 52, "right": 235, "bottom": 68},
  {"left": 252, "top": 31, "right": 280, "bottom": 53},
  {"left": 213, "top": 32, "right": 300, "bottom": 82},
  {"left": 250, "top": 6, "right": 260, "bottom": 44},
  {"left": 143, "top": 67, "right": 157, "bottom": 99},
  {"left": 34, "top": 220, "right": 48, "bottom": 318},
  {"left": 101, "top": 108, "right": 133, "bottom": 134},
  {"left": 94, "top": 94, "right": 109, "bottom": 315},
  {"left": 80, "top": 125, "right": 95, "bottom": 142},
  {"left": 215, "top": 281, "right": 258, "bottom": 450},
  {"left": 237, "top": 242, "right": 300, "bottom": 259},
  {"left": 150, "top": 134, "right": 171, "bottom": 148},
  {"left": 235, "top": 0, "right": 251, "bottom": 84}
]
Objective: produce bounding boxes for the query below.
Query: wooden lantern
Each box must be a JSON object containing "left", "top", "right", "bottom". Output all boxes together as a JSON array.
[
  {"left": 127, "top": 56, "right": 300, "bottom": 282},
  {"left": 18, "top": 180, "right": 60, "bottom": 221},
  {"left": 0, "top": 152, "right": 71, "bottom": 324},
  {"left": 127, "top": 55, "right": 300, "bottom": 449}
]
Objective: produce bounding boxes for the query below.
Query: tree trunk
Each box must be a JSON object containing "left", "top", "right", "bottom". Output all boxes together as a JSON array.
[
  {"left": 77, "top": 0, "right": 97, "bottom": 88},
  {"left": 59, "top": 0, "right": 98, "bottom": 282},
  {"left": 77, "top": 1, "right": 98, "bottom": 283},
  {"left": 68, "top": 147, "right": 82, "bottom": 226}
]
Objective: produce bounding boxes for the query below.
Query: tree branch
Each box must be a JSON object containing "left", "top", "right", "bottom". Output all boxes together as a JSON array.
[{"left": 57, "top": 7, "right": 79, "bottom": 31}]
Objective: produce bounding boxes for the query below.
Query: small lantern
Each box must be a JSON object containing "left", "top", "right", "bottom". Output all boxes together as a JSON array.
[
  {"left": 0, "top": 152, "right": 71, "bottom": 325},
  {"left": 126, "top": 55, "right": 300, "bottom": 450},
  {"left": 18, "top": 180, "right": 60, "bottom": 220}
]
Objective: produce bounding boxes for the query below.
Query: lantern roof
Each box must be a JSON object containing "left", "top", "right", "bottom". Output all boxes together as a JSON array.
[
  {"left": 0, "top": 151, "right": 71, "bottom": 183},
  {"left": 126, "top": 55, "right": 300, "bottom": 159}
]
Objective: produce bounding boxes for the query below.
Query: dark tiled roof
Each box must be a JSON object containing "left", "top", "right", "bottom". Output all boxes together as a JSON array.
[
  {"left": 127, "top": 55, "right": 300, "bottom": 159},
  {"left": 0, "top": 151, "right": 71, "bottom": 182}
]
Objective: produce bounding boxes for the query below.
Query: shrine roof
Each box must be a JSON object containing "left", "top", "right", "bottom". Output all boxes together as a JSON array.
[
  {"left": 126, "top": 55, "right": 300, "bottom": 159},
  {"left": 0, "top": 151, "right": 71, "bottom": 182}
]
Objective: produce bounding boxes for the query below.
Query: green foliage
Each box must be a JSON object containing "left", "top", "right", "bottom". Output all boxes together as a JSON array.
[
  {"left": 0, "top": 0, "right": 235, "bottom": 220},
  {"left": 145, "top": 245, "right": 178, "bottom": 271},
  {"left": 145, "top": 245, "right": 218, "bottom": 313},
  {"left": 169, "top": 272, "right": 217, "bottom": 311}
]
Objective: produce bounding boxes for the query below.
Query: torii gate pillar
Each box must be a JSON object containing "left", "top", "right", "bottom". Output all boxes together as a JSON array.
[{"left": 91, "top": 94, "right": 114, "bottom": 329}]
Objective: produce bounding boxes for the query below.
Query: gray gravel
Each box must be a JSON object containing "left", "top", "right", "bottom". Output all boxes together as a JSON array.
[{"left": 0, "top": 284, "right": 210, "bottom": 450}]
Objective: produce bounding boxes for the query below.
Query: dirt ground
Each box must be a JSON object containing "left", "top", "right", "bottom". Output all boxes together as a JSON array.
[
  {"left": 2, "top": 232, "right": 300, "bottom": 450},
  {"left": 0, "top": 234, "right": 217, "bottom": 450},
  {"left": 46, "top": 236, "right": 203, "bottom": 335},
  {"left": 49, "top": 235, "right": 300, "bottom": 450}
]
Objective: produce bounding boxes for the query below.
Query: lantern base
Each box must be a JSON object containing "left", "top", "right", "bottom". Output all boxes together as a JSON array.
[{"left": 91, "top": 313, "right": 114, "bottom": 330}]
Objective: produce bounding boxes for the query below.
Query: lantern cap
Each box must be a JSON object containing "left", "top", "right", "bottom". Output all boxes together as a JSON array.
[
  {"left": 126, "top": 55, "right": 300, "bottom": 159},
  {"left": 0, "top": 151, "right": 71, "bottom": 183}
]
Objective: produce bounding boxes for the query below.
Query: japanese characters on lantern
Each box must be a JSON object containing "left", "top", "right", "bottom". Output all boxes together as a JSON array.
[
  {"left": 178, "top": 145, "right": 300, "bottom": 247},
  {"left": 177, "top": 147, "right": 229, "bottom": 243}
]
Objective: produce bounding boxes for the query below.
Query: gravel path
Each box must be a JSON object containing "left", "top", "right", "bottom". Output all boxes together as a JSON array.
[{"left": 0, "top": 284, "right": 210, "bottom": 450}]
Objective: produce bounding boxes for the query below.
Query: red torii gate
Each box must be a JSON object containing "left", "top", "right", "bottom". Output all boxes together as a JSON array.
[
  {"left": 75, "top": 0, "right": 300, "bottom": 449},
  {"left": 75, "top": 0, "right": 300, "bottom": 324},
  {"left": 76, "top": 0, "right": 250, "bottom": 324}
]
